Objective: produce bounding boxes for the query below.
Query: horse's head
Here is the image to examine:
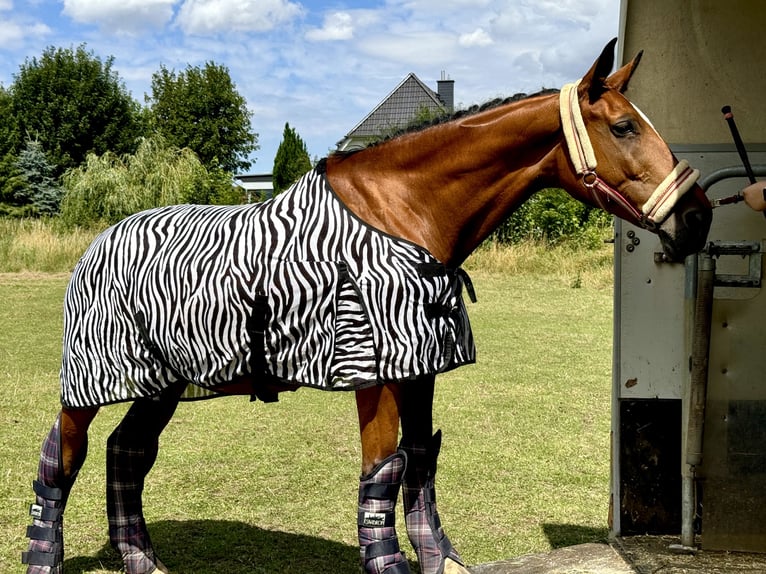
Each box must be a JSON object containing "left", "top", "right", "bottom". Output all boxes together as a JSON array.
[{"left": 560, "top": 38, "right": 712, "bottom": 262}]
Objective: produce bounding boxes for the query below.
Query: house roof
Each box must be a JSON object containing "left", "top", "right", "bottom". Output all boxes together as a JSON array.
[{"left": 343, "top": 73, "right": 448, "bottom": 140}]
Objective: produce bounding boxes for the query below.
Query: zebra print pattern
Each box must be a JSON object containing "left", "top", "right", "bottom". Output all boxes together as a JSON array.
[{"left": 60, "top": 167, "right": 475, "bottom": 407}]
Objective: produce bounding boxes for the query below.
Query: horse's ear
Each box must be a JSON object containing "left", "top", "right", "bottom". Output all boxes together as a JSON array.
[
  {"left": 579, "top": 38, "right": 617, "bottom": 104},
  {"left": 605, "top": 50, "right": 643, "bottom": 94}
]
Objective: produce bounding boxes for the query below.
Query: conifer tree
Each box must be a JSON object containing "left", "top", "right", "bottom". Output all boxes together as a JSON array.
[
  {"left": 13, "top": 139, "right": 62, "bottom": 216},
  {"left": 272, "top": 123, "right": 312, "bottom": 195}
]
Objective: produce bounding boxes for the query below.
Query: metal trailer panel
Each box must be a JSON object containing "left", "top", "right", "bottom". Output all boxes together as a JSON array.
[{"left": 615, "top": 0, "right": 766, "bottom": 549}]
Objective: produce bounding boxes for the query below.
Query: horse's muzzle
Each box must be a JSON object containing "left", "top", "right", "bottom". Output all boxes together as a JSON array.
[{"left": 657, "top": 192, "right": 712, "bottom": 262}]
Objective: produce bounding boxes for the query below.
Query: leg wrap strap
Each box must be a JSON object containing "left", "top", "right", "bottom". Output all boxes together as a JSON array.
[
  {"left": 400, "top": 431, "right": 464, "bottom": 574},
  {"left": 358, "top": 452, "right": 412, "bottom": 574},
  {"left": 23, "top": 413, "right": 86, "bottom": 574}
]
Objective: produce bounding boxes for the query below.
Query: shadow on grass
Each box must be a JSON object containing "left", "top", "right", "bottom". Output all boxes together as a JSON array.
[
  {"left": 63, "top": 519, "right": 406, "bottom": 574},
  {"left": 542, "top": 523, "right": 609, "bottom": 549}
]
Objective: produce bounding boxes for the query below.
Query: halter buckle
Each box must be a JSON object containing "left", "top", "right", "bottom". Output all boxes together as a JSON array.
[{"left": 582, "top": 170, "right": 598, "bottom": 189}]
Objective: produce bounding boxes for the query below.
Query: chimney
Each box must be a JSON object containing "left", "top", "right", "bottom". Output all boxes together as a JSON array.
[{"left": 437, "top": 70, "right": 454, "bottom": 111}]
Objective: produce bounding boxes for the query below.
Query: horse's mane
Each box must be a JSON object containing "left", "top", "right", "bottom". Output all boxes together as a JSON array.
[{"left": 332, "top": 87, "right": 560, "bottom": 157}]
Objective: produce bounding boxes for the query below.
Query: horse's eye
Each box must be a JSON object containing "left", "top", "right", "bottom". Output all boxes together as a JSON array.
[{"left": 611, "top": 120, "right": 637, "bottom": 138}]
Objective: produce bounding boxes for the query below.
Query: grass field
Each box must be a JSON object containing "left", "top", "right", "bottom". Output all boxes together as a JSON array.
[{"left": 0, "top": 227, "right": 615, "bottom": 573}]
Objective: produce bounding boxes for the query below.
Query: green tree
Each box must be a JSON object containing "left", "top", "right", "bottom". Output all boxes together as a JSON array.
[
  {"left": 147, "top": 62, "right": 257, "bottom": 173},
  {"left": 272, "top": 123, "right": 312, "bottom": 195},
  {"left": 60, "top": 135, "right": 240, "bottom": 227},
  {"left": 9, "top": 45, "right": 143, "bottom": 178},
  {"left": 0, "top": 85, "right": 21, "bottom": 210},
  {"left": 490, "top": 188, "right": 612, "bottom": 248},
  {"left": 12, "top": 139, "right": 62, "bottom": 216}
]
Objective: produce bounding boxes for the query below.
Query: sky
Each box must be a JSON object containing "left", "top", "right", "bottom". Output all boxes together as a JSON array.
[{"left": 0, "top": 0, "right": 621, "bottom": 175}]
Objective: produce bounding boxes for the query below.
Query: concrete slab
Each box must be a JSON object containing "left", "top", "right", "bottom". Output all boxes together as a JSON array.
[
  {"left": 469, "top": 543, "right": 633, "bottom": 574},
  {"left": 469, "top": 537, "right": 766, "bottom": 573},
  {"left": 615, "top": 535, "right": 766, "bottom": 573}
]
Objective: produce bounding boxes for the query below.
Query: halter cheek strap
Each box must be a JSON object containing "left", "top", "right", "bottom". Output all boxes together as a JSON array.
[{"left": 559, "top": 81, "right": 700, "bottom": 229}]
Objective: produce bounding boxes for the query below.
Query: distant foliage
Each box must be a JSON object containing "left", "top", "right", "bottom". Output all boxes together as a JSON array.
[
  {"left": 60, "top": 136, "right": 241, "bottom": 228},
  {"left": 0, "top": 86, "right": 20, "bottom": 210},
  {"left": 272, "top": 122, "right": 312, "bottom": 195},
  {"left": 147, "top": 62, "right": 258, "bottom": 173},
  {"left": 9, "top": 45, "right": 143, "bottom": 178},
  {"left": 490, "top": 188, "right": 612, "bottom": 248},
  {"left": 12, "top": 139, "right": 63, "bottom": 216}
]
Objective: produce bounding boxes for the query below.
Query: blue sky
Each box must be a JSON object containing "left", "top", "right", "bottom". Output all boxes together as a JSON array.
[{"left": 0, "top": 0, "right": 620, "bottom": 174}]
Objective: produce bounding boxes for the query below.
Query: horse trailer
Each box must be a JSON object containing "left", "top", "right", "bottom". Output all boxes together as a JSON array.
[{"left": 613, "top": 0, "right": 766, "bottom": 552}]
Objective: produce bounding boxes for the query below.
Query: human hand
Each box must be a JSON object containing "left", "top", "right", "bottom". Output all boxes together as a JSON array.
[{"left": 742, "top": 182, "right": 766, "bottom": 212}]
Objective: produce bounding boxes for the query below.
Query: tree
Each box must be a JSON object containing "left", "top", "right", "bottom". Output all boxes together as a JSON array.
[
  {"left": 12, "top": 139, "right": 62, "bottom": 216},
  {"left": 147, "top": 62, "right": 258, "bottom": 174},
  {"left": 9, "top": 45, "right": 143, "bottom": 178},
  {"left": 272, "top": 123, "right": 312, "bottom": 195},
  {"left": 60, "top": 135, "right": 241, "bottom": 227},
  {"left": 0, "top": 85, "right": 21, "bottom": 209}
]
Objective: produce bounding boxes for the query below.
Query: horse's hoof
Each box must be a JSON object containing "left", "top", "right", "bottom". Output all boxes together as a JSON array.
[
  {"left": 444, "top": 557, "right": 471, "bottom": 574},
  {"left": 149, "top": 558, "right": 170, "bottom": 574}
]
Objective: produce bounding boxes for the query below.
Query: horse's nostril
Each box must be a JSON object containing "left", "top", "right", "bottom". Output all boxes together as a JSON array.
[{"left": 684, "top": 208, "right": 712, "bottom": 232}]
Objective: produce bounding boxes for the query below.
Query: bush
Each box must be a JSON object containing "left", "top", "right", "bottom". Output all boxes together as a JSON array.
[
  {"left": 490, "top": 188, "right": 612, "bottom": 248},
  {"left": 59, "top": 136, "right": 242, "bottom": 228}
]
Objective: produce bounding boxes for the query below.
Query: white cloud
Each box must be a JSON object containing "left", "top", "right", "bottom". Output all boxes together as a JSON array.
[
  {"left": 458, "top": 27, "right": 492, "bottom": 47},
  {"left": 63, "top": 0, "right": 176, "bottom": 33},
  {"left": 175, "top": 0, "right": 303, "bottom": 35},
  {"left": 0, "top": 20, "right": 24, "bottom": 47},
  {"left": 0, "top": 20, "right": 51, "bottom": 49},
  {"left": 306, "top": 11, "right": 353, "bottom": 41},
  {"left": 0, "top": 0, "right": 12, "bottom": 11}
]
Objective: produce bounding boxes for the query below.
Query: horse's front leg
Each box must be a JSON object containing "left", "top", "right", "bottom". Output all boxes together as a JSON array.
[
  {"left": 400, "top": 376, "right": 469, "bottom": 574},
  {"left": 356, "top": 382, "right": 411, "bottom": 574}
]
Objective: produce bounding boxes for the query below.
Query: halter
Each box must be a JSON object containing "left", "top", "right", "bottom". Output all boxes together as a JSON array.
[{"left": 559, "top": 81, "right": 700, "bottom": 229}]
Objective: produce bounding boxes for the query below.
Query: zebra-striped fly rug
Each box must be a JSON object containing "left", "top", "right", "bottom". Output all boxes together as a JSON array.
[{"left": 60, "top": 163, "right": 476, "bottom": 407}]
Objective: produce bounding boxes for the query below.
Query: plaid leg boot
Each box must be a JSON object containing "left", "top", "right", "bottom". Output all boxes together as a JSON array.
[
  {"left": 400, "top": 431, "right": 466, "bottom": 574},
  {"left": 22, "top": 413, "right": 87, "bottom": 574},
  {"left": 106, "top": 399, "right": 171, "bottom": 574},
  {"left": 358, "top": 452, "right": 412, "bottom": 574}
]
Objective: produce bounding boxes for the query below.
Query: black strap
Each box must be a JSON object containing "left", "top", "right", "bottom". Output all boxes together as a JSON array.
[
  {"left": 33, "top": 480, "right": 62, "bottom": 501},
  {"left": 26, "top": 524, "right": 62, "bottom": 542},
  {"left": 360, "top": 482, "right": 400, "bottom": 501},
  {"left": 246, "top": 294, "right": 279, "bottom": 403},
  {"left": 21, "top": 550, "right": 60, "bottom": 567},
  {"left": 417, "top": 262, "right": 448, "bottom": 278},
  {"left": 438, "top": 534, "right": 457, "bottom": 559},
  {"left": 417, "top": 264, "right": 477, "bottom": 303},
  {"left": 365, "top": 537, "right": 401, "bottom": 560},
  {"left": 456, "top": 268, "right": 477, "bottom": 303},
  {"left": 29, "top": 503, "right": 62, "bottom": 522}
]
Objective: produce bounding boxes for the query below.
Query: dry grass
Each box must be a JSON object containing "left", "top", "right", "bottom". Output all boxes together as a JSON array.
[
  {"left": 0, "top": 219, "right": 103, "bottom": 273},
  {"left": 465, "top": 239, "right": 614, "bottom": 290}
]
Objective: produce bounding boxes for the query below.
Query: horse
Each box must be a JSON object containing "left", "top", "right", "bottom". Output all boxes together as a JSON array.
[{"left": 22, "top": 38, "right": 711, "bottom": 574}]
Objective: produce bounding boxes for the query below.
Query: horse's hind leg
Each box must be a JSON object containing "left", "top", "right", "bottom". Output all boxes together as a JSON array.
[
  {"left": 107, "top": 383, "right": 186, "bottom": 574},
  {"left": 23, "top": 407, "right": 98, "bottom": 574},
  {"left": 355, "top": 383, "right": 411, "bottom": 574},
  {"left": 399, "top": 376, "right": 469, "bottom": 574}
]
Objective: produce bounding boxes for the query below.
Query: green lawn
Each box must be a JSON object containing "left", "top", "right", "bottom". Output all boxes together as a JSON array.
[{"left": 0, "top": 269, "right": 613, "bottom": 573}]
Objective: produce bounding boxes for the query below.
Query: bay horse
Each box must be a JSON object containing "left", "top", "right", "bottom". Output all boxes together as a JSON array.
[{"left": 22, "top": 39, "right": 711, "bottom": 574}]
